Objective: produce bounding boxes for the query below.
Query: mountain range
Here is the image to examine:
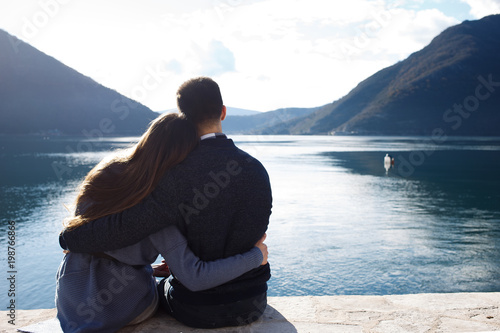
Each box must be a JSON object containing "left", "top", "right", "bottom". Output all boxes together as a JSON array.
[
  {"left": 256, "top": 14, "right": 500, "bottom": 135},
  {"left": 0, "top": 30, "right": 157, "bottom": 135},
  {"left": 159, "top": 107, "right": 261, "bottom": 116},
  {"left": 1, "top": 15, "right": 499, "bottom": 136},
  {"left": 223, "top": 107, "right": 319, "bottom": 134}
]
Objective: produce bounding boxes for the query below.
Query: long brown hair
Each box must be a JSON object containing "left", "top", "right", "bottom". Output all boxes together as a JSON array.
[{"left": 65, "top": 113, "right": 198, "bottom": 229}]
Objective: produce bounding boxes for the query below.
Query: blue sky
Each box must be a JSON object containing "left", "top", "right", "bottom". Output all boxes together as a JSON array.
[{"left": 1, "top": 0, "right": 499, "bottom": 112}]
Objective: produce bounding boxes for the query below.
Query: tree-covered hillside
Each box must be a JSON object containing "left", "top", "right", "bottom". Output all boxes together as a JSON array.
[{"left": 261, "top": 15, "right": 500, "bottom": 136}]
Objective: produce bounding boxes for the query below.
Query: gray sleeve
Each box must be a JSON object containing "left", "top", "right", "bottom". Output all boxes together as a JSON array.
[{"left": 149, "top": 226, "right": 263, "bottom": 292}]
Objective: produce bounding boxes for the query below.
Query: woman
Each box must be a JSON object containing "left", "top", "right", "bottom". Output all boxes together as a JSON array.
[{"left": 56, "top": 113, "right": 268, "bottom": 333}]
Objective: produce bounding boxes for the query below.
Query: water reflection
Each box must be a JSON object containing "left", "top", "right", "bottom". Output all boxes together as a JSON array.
[
  {"left": 1, "top": 136, "right": 500, "bottom": 309},
  {"left": 315, "top": 139, "right": 500, "bottom": 295},
  {"left": 384, "top": 153, "right": 395, "bottom": 173},
  {"left": 0, "top": 136, "right": 135, "bottom": 309},
  {"left": 238, "top": 136, "right": 500, "bottom": 296}
]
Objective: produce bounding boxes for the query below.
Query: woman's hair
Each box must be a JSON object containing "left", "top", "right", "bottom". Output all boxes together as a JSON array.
[{"left": 65, "top": 113, "right": 199, "bottom": 229}]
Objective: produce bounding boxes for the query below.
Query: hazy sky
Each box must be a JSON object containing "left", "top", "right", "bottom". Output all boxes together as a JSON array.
[{"left": 1, "top": 0, "right": 499, "bottom": 112}]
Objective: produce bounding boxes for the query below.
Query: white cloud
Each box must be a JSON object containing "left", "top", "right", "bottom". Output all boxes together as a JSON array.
[
  {"left": 373, "top": 8, "right": 459, "bottom": 58},
  {"left": 213, "top": 2, "right": 461, "bottom": 111},
  {"left": 199, "top": 40, "right": 236, "bottom": 76},
  {"left": 0, "top": 0, "right": 485, "bottom": 111},
  {"left": 461, "top": 0, "right": 500, "bottom": 18}
]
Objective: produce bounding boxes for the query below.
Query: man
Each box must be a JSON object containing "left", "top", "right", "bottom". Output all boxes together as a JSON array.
[{"left": 60, "top": 77, "right": 272, "bottom": 328}]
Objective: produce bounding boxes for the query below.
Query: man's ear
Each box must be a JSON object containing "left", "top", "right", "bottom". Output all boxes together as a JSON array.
[{"left": 221, "top": 105, "right": 227, "bottom": 121}]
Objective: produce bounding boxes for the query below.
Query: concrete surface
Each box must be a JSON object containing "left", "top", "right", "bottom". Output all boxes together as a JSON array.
[{"left": 1, "top": 293, "right": 499, "bottom": 332}]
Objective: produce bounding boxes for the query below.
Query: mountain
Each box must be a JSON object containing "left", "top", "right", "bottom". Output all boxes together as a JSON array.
[
  {"left": 223, "top": 107, "right": 319, "bottom": 134},
  {"left": 0, "top": 30, "right": 157, "bottom": 135},
  {"left": 156, "top": 109, "right": 178, "bottom": 114},
  {"left": 158, "top": 105, "right": 316, "bottom": 134},
  {"left": 226, "top": 107, "right": 261, "bottom": 116},
  {"left": 261, "top": 15, "right": 500, "bottom": 136},
  {"left": 158, "top": 106, "right": 261, "bottom": 116}
]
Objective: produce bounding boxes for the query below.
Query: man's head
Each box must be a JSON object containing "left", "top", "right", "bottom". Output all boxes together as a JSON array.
[{"left": 176, "top": 77, "right": 225, "bottom": 130}]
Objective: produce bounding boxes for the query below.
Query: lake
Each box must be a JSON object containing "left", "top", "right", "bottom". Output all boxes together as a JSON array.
[{"left": 1, "top": 135, "right": 499, "bottom": 310}]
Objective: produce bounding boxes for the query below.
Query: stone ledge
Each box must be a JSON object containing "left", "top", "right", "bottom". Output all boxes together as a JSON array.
[{"left": 1, "top": 293, "right": 499, "bottom": 333}]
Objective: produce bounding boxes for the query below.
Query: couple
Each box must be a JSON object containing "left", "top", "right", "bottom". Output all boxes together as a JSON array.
[{"left": 56, "top": 77, "right": 273, "bottom": 332}]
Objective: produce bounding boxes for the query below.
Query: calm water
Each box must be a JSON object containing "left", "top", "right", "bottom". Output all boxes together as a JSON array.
[{"left": 1, "top": 135, "right": 499, "bottom": 310}]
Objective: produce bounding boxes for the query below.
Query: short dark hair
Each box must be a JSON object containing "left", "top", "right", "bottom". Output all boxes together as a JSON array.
[{"left": 176, "top": 77, "right": 223, "bottom": 125}]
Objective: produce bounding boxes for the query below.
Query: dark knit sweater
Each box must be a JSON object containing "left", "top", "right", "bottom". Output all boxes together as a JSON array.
[{"left": 60, "top": 137, "right": 272, "bottom": 301}]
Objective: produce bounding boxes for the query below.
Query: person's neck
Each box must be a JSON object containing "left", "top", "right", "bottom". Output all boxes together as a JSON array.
[{"left": 198, "top": 123, "right": 223, "bottom": 137}]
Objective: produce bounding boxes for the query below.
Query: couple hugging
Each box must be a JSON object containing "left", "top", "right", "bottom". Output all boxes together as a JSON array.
[{"left": 57, "top": 77, "right": 273, "bottom": 332}]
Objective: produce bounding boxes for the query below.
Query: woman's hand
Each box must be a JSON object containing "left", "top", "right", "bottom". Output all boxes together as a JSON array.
[
  {"left": 152, "top": 259, "right": 171, "bottom": 277},
  {"left": 254, "top": 233, "right": 268, "bottom": 265}
]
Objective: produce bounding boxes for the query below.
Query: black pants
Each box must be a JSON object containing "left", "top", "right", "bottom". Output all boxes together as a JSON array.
[{"left": 158, "top": 278, "right": 267, "bottom": 329}]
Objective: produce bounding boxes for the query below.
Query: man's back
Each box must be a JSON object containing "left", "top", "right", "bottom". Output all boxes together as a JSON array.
[{"left": 165, "top": 136, "right": 272, "bottom": 295}]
